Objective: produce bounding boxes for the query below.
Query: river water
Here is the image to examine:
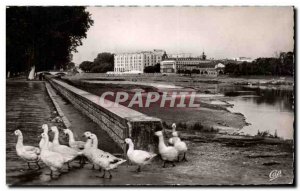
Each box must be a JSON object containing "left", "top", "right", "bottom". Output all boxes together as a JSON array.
[{"left": 221, "top": 85, "right": 294, "bottom": 139}]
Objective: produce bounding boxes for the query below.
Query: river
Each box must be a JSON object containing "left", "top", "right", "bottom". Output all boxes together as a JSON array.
[{"left": 221, "top": 85, "right": 294, "bottom": 139}]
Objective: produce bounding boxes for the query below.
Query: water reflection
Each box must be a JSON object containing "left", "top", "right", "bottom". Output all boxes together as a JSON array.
[
  {"left": 222, "top": 86, "right": 293, "bottom": 111},
  {"left": 221, "top": 86, "right": 294, "bottom": 139}
]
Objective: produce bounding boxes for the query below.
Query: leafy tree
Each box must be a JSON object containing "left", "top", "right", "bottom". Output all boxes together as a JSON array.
[
  {"left": 79, "top": 61, "right": 93, "bottom": 72},
  {"left": 191, "top": 69, "right": 200, "bottom": 74},
  {"left": 6, "top": 6, "right": 93, "bottom": 78},
  {"left": 144, "top": 63, "right": 160, "bottom": 73},
  {"left": 78, "top": 52, "right": 114, "bottom": 73},
  {"left": 65, "top": 62, "right": 75, "bottom": 71},
  {"left": 91, "top": 52, "right": 114, "bottom": 73},
  {"left": 224, "top": 52, "right": 294, "bottom": 76}
]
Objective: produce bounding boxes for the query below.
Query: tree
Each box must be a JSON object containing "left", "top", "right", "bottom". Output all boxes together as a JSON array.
[
  {"left": 224, "top": 62, "right": 239, "bottom": 75},
  {"left": 192, "top": 69, "right": 200, "bottom": 74},
  {"left": 79, "top": 61, "right": 93, "bottom": 72},
  {"left": 224, "top": 53, "right": 294, "bottom": 76},
  {"left": 65, "top": 62, "right": 75, "bottom": 71},
  {"left": 92, "top": 52, "right": 114, "bottom": 73},
  {"left": 78, "top": 53, "right": 114, "bottom": 73},
  {"left": 144, "top": 63, "right": 160, "bottom": 73},
  {"left": 6, "top": 6, "right": 93, "bottom": 79}
]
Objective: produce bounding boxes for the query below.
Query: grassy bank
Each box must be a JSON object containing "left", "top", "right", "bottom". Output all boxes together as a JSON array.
[{"left": 60, "top": 76, "right": 249, "bottom": 134}]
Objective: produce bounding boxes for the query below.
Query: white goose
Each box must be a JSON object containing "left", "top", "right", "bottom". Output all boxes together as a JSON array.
[
  {"left": 83, "top": 131, "right": 92, "bottom": 149},
  {"left": 172, "top": 132, "right": 188, "bottom": 161},
  {"left": 81, "top": 131, "right": 99, "bottom": 169},
  {"left": 168, "top": 123, "right": 180, "bottom": 145},
  {"left": 88, "top": 134, "right": 126, "bottom": 179},
  {"left": 63, "top": 129, "right": 86, "bottom": 166},
  {"left": 125, "top": 138, "right": 157, "bottom": 172},
  {"left": 154, "top": 130, "right": 178, "bottom": 168},
  {"left": 14, "top": 129, "right": 41, "bottom": 169},
  {"left": 63, "top": 129, "right": 85, "bottom": 151},
  {"left": 50, "top": 126, "right": 82, "bottom": 169},
  {"left": 40, "top": 133, "right": 65, "bottom": 177},
  {"left": 39, "top": 124, "right": 53, "bottom": 149}
]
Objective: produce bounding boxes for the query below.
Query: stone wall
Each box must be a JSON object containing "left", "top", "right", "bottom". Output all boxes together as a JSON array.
[{"left": 47, "top": 77, "right": 162, "bottom": 153}]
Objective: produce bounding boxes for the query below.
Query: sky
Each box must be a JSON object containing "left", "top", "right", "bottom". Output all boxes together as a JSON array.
[{"left": 72, "top": 6, "right": 294, "bottom": 64}]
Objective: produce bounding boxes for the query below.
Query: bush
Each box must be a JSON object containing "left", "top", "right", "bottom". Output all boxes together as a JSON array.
[
  {"left": 177, "top": 122, "right": 188, "bottom": 130},
  {"left": 144, "top": 63, "right": 160, "bottom": 73},
  {"left": 191, "top": 122, "right": 204, "bottom": 131},
  {"left": 256, "top": 130, "right": 270, "bottom": 137},
  {"left": 161, "top": 121, "right": 219, "bottom": 133},
  {"left": 162, "top": 121, "right": 171, "bottom": 129}
]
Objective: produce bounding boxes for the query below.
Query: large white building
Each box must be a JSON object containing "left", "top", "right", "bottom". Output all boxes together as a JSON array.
[{"left": 114, "top": 49, "right": 166, "bottom": 73}]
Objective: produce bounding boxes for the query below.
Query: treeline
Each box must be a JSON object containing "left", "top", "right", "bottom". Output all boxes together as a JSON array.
[
  {"left": 144, "top": 63, "right": 160, "bottom": 73},
  {"left": 79, "top": 52, "right": 114, "bottom": 73},
  {"left": 6, "top": 7, "right": 93, "bottom": 76},
  {"left": 225, "top": 52, "right": 294, "bottom": 76}
]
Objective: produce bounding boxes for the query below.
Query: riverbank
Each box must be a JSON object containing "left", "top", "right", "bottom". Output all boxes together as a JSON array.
[
  {"left": 62, "top": 74, "right": 294, "bottom": 138},
  {"left": 6, "top": 79, "right": 294, "bottom": 185},
  {"left": 64, "top": 73, "right": 294, "bottom": 92}
]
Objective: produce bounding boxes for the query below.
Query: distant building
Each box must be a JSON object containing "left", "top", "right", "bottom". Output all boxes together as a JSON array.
[
  {"left": 160, "top": 52, "right": 225, "bottom": 76},
  {"left": 234, "top": 57, "right": 253, "bottom": 62},
  {"left": 114, "top": 49, "right": 166, "bottom": 73}
]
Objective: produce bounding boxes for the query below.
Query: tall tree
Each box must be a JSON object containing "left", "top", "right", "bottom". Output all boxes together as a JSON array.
[
  {"left": 6, "top": 6, "right": 93, "bottom": 78},
  {"left": 92, "top": 52, "right": 114, "bottom": 73},
  {"left": 79, "top": 61, "right": 93, "bottom": 72}
]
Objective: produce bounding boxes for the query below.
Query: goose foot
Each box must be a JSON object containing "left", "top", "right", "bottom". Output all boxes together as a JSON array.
[
  {"left": 100, "top": 170, "right": 106, "bottom": 178},
  {"left": 91, "top": 164, "right": 95, "bottom": 170},
  {"left": 78, "top": 157, "right": 82, "bottom": 164},
  {"left": 45, "top": 170, "right": 54, "bottom": 177},
  {"left": 162, "top": 161, "right": 167, "bottom": 168},
  {"left": 79, "top": 156, "right": 87, "bottom": 166},
  {"left": 126, "top": 161, "right": 132, "bottom": 168},
  {"left": 108, "top": 171, "right": 112, "bottom": 179},
  {"left": 67, "top": 162, "right": 71, "bottom": 170},
  {"left": 182, "top": 153, "right": 188, "bottom": 162},
  {"left": 98, "top": 167, "right": 102, "bottom": 172},
  {"left": 27, "top": 162, "right": 32, "bottom": 169},
  {"left": 36, "top": 162, "right": 41, "bottom": 169},
  {"left": 136, "top": 166, "right": 141, "bottom": 172}
]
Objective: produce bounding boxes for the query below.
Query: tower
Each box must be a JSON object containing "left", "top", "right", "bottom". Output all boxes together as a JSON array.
[
  {"left": 201, "top": 51, "right": 206, "bottom": 60},
  {"left": 162, "top": 51, "right": 168, "bottom": 61}
]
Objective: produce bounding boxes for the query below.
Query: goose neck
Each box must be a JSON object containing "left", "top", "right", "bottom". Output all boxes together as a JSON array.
[
  {"left": 43, "top": 128, "right": 48, "bottom": 134},
  {"left": 42, "top": 136, "right": 50, "bottom": 150},
  {"left": 158, "top": 135, "right": 167, "bottom": 149},
  {"left": 53, "top": 130, "right": 59, "bottom": 144},
  {"left": 84, "top": 139, "right": 92, "bottom": 149},
  {"left": 16, "top": 134, "right": 23, "bottom": 146},
  {"left": 172, "top": 127, "right": 176, "bottom": 133},
  {"left": 92, "top": 137, "right": 98, "bottom": 148},
  {"left": 67, "top": 131, "right": 75, "bottom": 143},
  {"left": 127, "top": 142, "right": 134, "bottom": 154}
]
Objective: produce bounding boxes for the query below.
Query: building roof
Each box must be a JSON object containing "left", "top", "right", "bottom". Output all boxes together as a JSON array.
[{"left": 115, "top": 49, "right": 166, "bottom": 55}]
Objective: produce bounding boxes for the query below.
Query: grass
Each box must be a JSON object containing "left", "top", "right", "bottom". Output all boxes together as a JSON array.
[
  {"left": 256, "top": 130, "right": 279, "bottom": 138},
  {"left": 162, "top": 121, "right": 219, "bottom": 133}
]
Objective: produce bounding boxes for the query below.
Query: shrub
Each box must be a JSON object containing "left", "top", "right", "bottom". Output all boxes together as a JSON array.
[{"left": 191, "top": 122, "right": 204, "bottom": 131}]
